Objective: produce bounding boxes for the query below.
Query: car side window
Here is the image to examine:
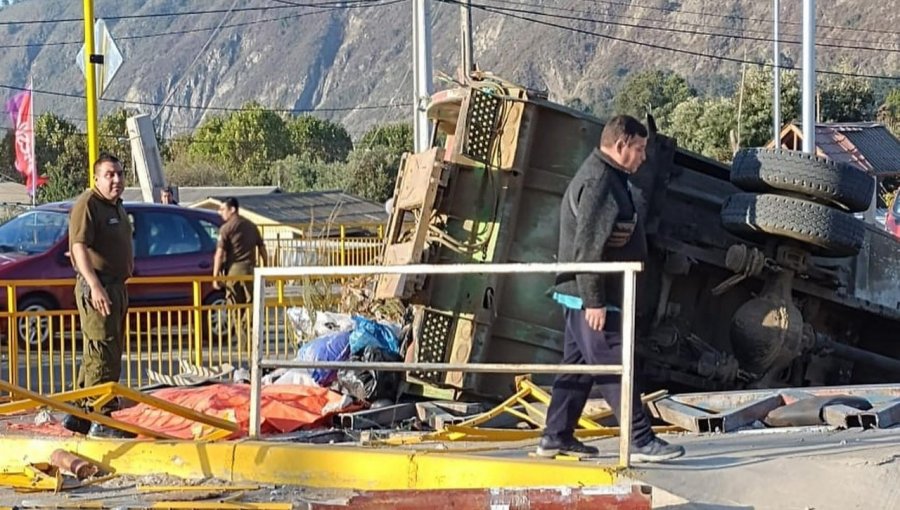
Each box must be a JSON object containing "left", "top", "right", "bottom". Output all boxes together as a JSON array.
[
  {"left": 145, "top": 212, "right": 202, "bottom": 256},
  {"left": 199, "top": 219, "right": 219, "bottom": 246}
]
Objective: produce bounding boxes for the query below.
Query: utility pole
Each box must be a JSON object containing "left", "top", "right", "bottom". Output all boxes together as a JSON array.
[
  {"left": 773, "top": 0, "right": 781, "bottom": 143},
  {"left": 82, "top": 0, "right": 100, "bottom": 183},
  {"left": 801, "top": 0, "right": 816, "bottom": 154},
  {"left": 460, "top": 0, "right": 474, "bottom": 79},
  {"left": 412, "top": 0, "right": 434, "bottom": 153}
]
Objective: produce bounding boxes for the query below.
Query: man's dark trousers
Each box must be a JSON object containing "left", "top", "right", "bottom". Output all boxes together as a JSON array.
[{"left": 544, "top": 308, "right": 655, "bottom": 447}]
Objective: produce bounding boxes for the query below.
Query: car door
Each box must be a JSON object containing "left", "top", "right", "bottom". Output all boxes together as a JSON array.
[{"left": 130, "top": 210, "right": 214, "bottom": 307}]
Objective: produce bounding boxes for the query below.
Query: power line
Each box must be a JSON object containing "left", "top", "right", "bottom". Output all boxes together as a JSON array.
[
  {"left": 483, "top": 0, "right": 900, "bottom": 49},
  {"left": 0, "top": 0, "right": 381, "bottom": 26},
  {"left": 579, "top": 0, "right": 900, "bottom": 37},
  {"left": 0, "top": 83, "right": 412, "bottom": 113},
  {"left": 0, "top": 0, "right": 404, "bottom": 50},
  {"left": 479, "top": 1, "right": 900, "bottom": 54},
  {"left": 449, "top": 1, "right": 900, "bottom": 81}
]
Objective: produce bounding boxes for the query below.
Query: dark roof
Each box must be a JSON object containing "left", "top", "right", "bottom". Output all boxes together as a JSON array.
[
  {"left": 37, "top": 200, "right": 220, "bottom": 221},
  {"left": 798, "top": 122, "right": 900, "bottom": 177},
  {"left": 209, "top": 190, "right": 388, "bottom": 227},
  {"left": 122, "top": 186, "right": 281, "bottom": 205}
]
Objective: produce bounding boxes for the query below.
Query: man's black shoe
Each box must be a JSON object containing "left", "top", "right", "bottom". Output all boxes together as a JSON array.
[
  {"left": 535, "top": 436, "right": 600, "bottom": 458},
  {"left": 61, "top": 414, "right": 92, "bottom": 435},
  {"left": 631, "top": 437, "right": 685, "bottom": 463},
  {"left": 87, "top": 423, "right": 137, "bottom": 439}
]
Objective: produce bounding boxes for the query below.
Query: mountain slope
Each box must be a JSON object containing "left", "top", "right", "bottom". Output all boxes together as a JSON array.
[{"left": 0, "top": 0, "right": 896, "bottom": 139}]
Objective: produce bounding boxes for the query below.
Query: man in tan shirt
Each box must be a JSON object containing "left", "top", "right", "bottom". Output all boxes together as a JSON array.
[
  {"left": 213, "top": 197, "right": 267, "bottom": 342},
  {"left": 62, "top": 153, "right": 135, "bottom": 438}
]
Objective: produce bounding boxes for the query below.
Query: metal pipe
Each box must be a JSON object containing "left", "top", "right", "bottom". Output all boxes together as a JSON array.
[
  {"left": 773, "top": 0, "right": 781, "bottom": 141},
  {"left": 259, "top": 359, "right": 623, "bottom": 375},
  {"left": 801, "top": 0, "right": 816, "bottom": 154},
  {"left": 248, "top": 271, "right": 266, "bottom": 440},
  {"left": 619, "top": 269, "right": 637, "bottom": 468},
  {"left": 825, "top": 340, "right": 900, "bottom": 375},
  {"left": 460, "top": 0, "right": 474, "bottom": 76},
  {"left": 413, "top": 0, "right": 433, "bottom": 152},
  {"left": 255, "top": 261, "right": 643, "bottom": 278}
]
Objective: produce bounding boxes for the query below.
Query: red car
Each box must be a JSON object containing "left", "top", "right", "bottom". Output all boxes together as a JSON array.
[{"left": 0, "top": 201, "right": 227, "bottom": 348}]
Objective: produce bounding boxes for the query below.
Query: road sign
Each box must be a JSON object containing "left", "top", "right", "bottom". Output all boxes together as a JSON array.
[{"left": 77, "top": 18, "right": 123, "bottom": 99}]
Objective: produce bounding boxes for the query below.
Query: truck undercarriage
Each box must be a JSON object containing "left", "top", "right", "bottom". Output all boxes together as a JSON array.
[{"left": 376, "top": 72, "right": 900, "bottom": 399}]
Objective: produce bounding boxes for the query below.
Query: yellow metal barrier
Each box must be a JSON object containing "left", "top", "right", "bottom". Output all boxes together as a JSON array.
[{"left": 0, "top": 273, "right": 348, "bottom": 395}]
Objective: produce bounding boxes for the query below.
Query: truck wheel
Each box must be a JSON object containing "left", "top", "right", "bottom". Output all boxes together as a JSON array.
[
  {"left": 721, "top": 193, "right": 865, "bottom": 257},
  {"left": 730, "top": 148, "right": 874, "bottom": 213}
]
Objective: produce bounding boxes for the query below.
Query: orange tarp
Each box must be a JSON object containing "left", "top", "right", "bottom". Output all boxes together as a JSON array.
[{"left": 112, "top": 383, "right": 353, "bottom": 439}]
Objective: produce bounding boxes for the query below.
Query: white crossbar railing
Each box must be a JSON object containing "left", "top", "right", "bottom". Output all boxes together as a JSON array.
[{"left": 249, "top": 262, "right": 642, "bottom": 467}]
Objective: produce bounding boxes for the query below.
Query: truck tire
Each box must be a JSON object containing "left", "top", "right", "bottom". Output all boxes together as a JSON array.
[
  {"left": 730, "top": 148, "right": 874, "bottom": 213},
  {"left": 721, "top": 193, "right": 865, "bottom": 257}
]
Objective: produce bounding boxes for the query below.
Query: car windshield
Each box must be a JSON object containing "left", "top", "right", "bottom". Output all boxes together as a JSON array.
[{"left": 0, "top": 210, "right": 68, "bottom": 255}]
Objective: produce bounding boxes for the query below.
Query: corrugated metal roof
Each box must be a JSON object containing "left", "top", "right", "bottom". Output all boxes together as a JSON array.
[
  {"left": 208, "top": 190, "right": 388, "bottom": 227},
  {"left": 122, "top": 186, "right": 281, "bottom": 205},
  {"left": 802, "top": 122, "right": 900, "bottom": 177}
]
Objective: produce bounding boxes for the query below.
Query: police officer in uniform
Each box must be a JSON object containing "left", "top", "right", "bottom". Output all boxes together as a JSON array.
[
  {"left": 536, "top": 115, "right": 685, "bottom": 463},
  {"left": 62, "top": 153, "right": 135, "bottom": 438},
  {"left": 212, "top": 197, "right": 267, "bottom": 341}
]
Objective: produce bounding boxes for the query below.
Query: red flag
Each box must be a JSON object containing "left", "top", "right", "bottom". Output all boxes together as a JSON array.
[{"left": 6, "top": 90, "right": 46, "bottom": 196}]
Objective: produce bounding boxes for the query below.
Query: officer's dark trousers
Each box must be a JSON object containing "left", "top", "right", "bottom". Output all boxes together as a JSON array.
[
  {"left": 544, "top": 308, "right": 655, "bottom": 447},
  {"left": 74, "top": 279, "right": 128, "bottom": 406}
]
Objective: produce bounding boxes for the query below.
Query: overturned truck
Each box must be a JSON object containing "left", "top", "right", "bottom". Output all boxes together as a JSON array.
[{"left": 375, "top": 72, "right": 900, "bottom": 399}]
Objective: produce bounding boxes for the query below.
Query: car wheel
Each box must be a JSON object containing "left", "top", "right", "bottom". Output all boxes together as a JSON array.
[
  {"left": 202, "top": 291, "right": 232, "bottom": 342},
  {"left": 721, "top": 192, "right": 866, "bottom": 258},
  {"left": 17, "top": 295, "right": 56, "bottom": 350},
  {"left": 730, "top": 148, "right": 875, "bottom": 213}
]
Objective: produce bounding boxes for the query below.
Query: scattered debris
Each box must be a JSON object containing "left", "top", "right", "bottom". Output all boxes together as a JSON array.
[
  {"left": 49, "top": 450, "right": 100, "bottom": 480},
  {"left": 649, "top": 384, "right": 900, "bottom": 433}
]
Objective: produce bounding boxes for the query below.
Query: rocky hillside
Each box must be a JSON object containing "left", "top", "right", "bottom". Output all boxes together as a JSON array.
[{"left": 0, "top": 0, "right": 896, "bottom": 138}]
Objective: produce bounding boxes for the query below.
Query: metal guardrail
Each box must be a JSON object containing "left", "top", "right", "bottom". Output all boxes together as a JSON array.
[
  {"left": 0, "top": 274, "right": 351, "bottom": 393},
  {"left": 248, "top": 262, "right": 642, "bottom": 468}
]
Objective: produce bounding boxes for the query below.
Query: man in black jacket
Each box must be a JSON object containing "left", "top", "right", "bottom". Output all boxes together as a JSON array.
[{"left": 537, "top": 115, "right": 685, "bottom": 463}]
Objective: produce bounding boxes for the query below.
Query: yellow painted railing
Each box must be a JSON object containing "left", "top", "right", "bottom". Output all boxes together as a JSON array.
[{"left": 0, "top": 272, "right": 356, "bottom": 395}]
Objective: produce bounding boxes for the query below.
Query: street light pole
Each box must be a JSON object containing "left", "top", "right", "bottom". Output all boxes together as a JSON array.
[
  {"left": 773, "top": 0, "right": 781, "bottom": 142},
  {"left": 412, "top": 0, "right": 433, "bottom": 153},
  {"left": 801, "top": 0, "right": 816, "bottom": 154},
  {"left": 83, "top": 0, "right": 99, "bottom": 183}
]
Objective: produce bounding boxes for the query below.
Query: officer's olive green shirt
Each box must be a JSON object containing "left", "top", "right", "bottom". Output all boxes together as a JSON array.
[
  {"left": 217, "top": 215, "right": 263, "bottom": 272},
  {"left": 68, "top": 189, "right": 134, "bottom": 281}
]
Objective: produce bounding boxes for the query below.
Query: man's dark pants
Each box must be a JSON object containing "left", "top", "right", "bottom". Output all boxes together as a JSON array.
[
  {"left": 226, "top": 261, "right": 254, "bottom": 347},
  {"left": 544, "top": 307, "right": 655, "bottom": 447},
  {"left": 74, "top": 278, "right": 128, "bottom": 410}
]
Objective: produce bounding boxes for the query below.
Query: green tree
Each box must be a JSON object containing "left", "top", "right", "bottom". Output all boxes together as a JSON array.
[
  {"left": 98, "top": 108, "right": 136, "bottom": 184},
  {"left": 613, "top": 71, "right": 695, "bottom": 131},
  {"left": 317, "top": 146, "right": 397, "bottom": 203},
  {"left": 359, "top": 123, "right": 413, "bottom": 154},
  {"left": 0, "top": 131, "right": 17, "bottom": 183},
  {"left": 270, "top": 154, "right": 331, "bottom": 192},
  {"left": 33, "top": 114, "right": 88, "bottom": 203},
  {"left": 286, "top": 116, "right": 353, "bottom": 163},
  {"left": 38, "top": 136, "right": 89, "bottom": 203},
  {"left": 33, "top": 114, "right": 86, "bottom": 202},
  {"left": 733, "top": 65, "right": 801, "bottom": 148},
  {"left": 669, "top": 97, "right": 738, "bottom": 162},
  {"left": 189, "top": 103, "right": 291, "bottom": 185},
  {"left": 819, "top": 72, "right": 876, "bottom": 123},
  {"left": 164, "top": 150, "right": 230, "bottom": 187},
  {"left": 877, "top": 88, "right": 900, "bottom": 136}
]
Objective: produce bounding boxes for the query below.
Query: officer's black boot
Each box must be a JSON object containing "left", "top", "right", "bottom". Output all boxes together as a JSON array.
[
  {"left": 61, "top": 413, "right": 92, "bottom": 435},
  {"left": 86, "top": 422, "right": 137, "bottom": 439},
  {"left": 86, "top": 398, "right": 137, "bottom": 439}
]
